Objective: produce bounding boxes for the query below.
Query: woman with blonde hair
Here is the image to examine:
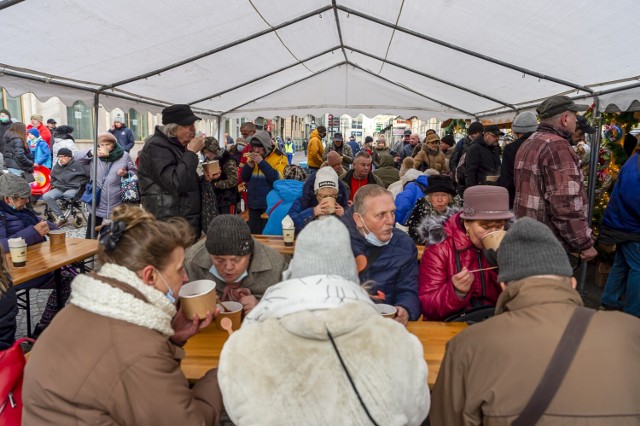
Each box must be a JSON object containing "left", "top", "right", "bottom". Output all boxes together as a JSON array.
[{"left": 23, "top": 204, "right": 222, "bottom": 425}]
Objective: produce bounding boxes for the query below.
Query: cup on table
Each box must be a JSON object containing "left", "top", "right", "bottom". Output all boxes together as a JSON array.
[
  {"left": 49, "top": 230, "right": 66, "bottom": 245},
  {"left": 282, "top": 226, "right": 295, "bottom": 247},
  {"left": 179, "top": 280, "right": 218, "bottom": 320},
  {"left": 7, "top": 237, "right": 27, "bottom": 267},
  {"left": 203, "top": 160, "right": 220, "bottom": 175},
  {"left": 215, "top": 301, "right": 243, "bottom": 331},
  {"left": 376, "top": 304, "right": 397, "bottom": 319}
]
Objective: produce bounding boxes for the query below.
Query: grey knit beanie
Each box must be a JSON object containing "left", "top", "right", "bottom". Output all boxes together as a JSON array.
[
  {"left": 0, "top": 173, "right": 32, "bottom": 198},
  {"left": 205, "top": 215, "right": 254, "bottom": 256},
  {"left": 283, "top": 216, "right": 359, "bottom": 283},
  {"left": 497, "top": 217, "right": 573, "bottom": 283}
]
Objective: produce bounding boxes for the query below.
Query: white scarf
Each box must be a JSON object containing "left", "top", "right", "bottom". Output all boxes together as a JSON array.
[
  {"left": 244, "top": 274, "right": 374, "bottom": 324},
  {"left": 70, "top": 263, "right": 176, "bottom": 336}
]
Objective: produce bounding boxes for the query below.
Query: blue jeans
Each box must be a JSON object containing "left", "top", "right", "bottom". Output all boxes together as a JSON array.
[
  {"left": 286, "top": 153, "right": 293, "bottom": 164},
  {"left": 42, "top": 188, "right": 79, "bottom": 217},
  {"left": 600, "top": 241, "right": 640, "bottom": 317}
]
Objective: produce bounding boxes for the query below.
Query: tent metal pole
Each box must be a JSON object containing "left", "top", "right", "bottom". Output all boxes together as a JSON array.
[
  {"left": 0, "top": 0, "right": 25, "bottom": 10},
  {"left": 331, "top": 0, "right": 348, "bottom": 62},
  {"left": 90, "top": 93, "right": 100, "bottom": 239},
  {"left": 336, "top": 5, "right": 594, "bottom": 95},
  {"left": 577, "top": 97, "right": 602, "bottom": 294},
  {"left": 345, "top": 45, "right": 517, "bottom": 111}
]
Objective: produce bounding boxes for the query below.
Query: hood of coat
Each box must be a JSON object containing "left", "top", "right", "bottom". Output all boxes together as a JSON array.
[
  {"left": 495, "top": 276, "right": 583, "bottom": 315},
  {"left": 272, "top": 179, "right": 304, "bottom": 202},
  {"left": 379, "top": 153, "right": 395, "bottom": 168},
  {"left": 249, "top": 130, "right": 274, "bottom": 156}
]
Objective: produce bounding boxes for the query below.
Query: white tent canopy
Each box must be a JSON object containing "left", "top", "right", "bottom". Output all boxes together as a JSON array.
[{"left": 1, "top": 0, "right": 640, "bottom": 121}]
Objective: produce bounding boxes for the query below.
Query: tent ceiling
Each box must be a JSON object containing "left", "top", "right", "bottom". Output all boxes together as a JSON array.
[{"left": 1, "top": 0, "right": 639, "bottom": 120}]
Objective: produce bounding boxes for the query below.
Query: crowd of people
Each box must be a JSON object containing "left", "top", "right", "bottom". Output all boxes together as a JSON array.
[{"left": 0, "top": 95, "right": 638, "bottom": 425}]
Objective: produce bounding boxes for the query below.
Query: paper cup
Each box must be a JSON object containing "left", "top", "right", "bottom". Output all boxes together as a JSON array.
[
  {"left": 485, "top": 175, "right": 499, "bottom": 183},
  {"left": 203, "top": 160, "right": 220, "bottom": 174},
  {"left": 282, "top": 227, "right": 295, "bottom": 247},
  {"left": 8, "top": 244, "right": 27, "bottom": 267},
  {"left": 325, "top": 197, "right": 336, "bottom": 214},
  {"left": 481, "top": 230, "right": 507, "bottom": 251},
  {"left": 215, "top": 301, "right": 243, "bottom": 331},
  {"left": 376, "top": 304, "right": 397, "bottom": 319},
  {"left": 179, "top": 280, "right": 218, "bottom": 320},
  {"left": 49, "top": 230, "right": 66, "bottom": 245}
]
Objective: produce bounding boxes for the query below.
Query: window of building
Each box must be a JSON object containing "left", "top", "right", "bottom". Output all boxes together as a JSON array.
[
  {"left": 126, "top": 108, "right": 145, "bottom": 141},
  {"left": 66, "top": 101, "right": 93, "bottom": 140},
  {"left": 1, "top": 88, "right": 23, "bottom": 122}
]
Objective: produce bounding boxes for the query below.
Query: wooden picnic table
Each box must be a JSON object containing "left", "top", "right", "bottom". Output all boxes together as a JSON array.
[
  {"left": 252, "top": 234, "right": 425, "bottom": 260},
  {"left": 181, "top": 320, "right": 466, "bottom": 389}
]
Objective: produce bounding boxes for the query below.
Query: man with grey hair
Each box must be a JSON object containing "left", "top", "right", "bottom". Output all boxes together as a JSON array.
[
  {"left": 514, "top": 95, "right": 597, "bottom": 261},
  {"left": 137, "top": 104, "right": 204, "bottom": 236},
  {"left": 431, "top": 217, "right": 640, "bottom": 424},
  {"left": 341, "top": 184, "right": 421, "bottom": 325}
]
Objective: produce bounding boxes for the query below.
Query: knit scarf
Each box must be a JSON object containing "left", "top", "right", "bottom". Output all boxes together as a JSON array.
[
  {"left": 100, "top": 143, "right": 125, "bottom": 163},
  {"left": 70, "top": 263, "right": 176, "bottom": 336}
]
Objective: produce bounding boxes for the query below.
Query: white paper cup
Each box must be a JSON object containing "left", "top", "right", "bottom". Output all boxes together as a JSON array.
[
  {"left": 376, "top": 304, "right": 397, "bottom": 319},
  {"left": 8, "top": 238, "right": 27, "bottom": 267},
  {"left": 283, "top": 227, "right": 295, "bottom": 247},
  {"left": 179, "top": 280, "right": 218, "bottom": 320}
]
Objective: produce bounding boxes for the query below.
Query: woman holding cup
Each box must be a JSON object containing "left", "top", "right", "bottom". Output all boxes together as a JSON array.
[
  {"left": 287, "top": 166, "right": 350, "bottom": 233},
  {"left": 418, "top": 186, "right": 513, "bottom": 321},
  {"left": 0, "top": 173, "right": 66, "bottom": 337},
  {"left": 23, "top": 204, "right": 222, "bottom": 425},
  {"left": 77, "top": 132, "right": 137, "bottom": 239}
]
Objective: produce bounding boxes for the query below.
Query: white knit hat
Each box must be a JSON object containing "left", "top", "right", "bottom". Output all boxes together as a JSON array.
[
  {"left": 283, "top": 216, "right": 358, "bottom": 283},
  {"left": 313, "top": 167, "right": 339, "bottom": 192}
]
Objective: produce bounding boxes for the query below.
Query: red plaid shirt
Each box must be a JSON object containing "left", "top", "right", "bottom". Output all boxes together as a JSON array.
[{"left": 513, "top": 125, "right": 592, "bottom": 251}]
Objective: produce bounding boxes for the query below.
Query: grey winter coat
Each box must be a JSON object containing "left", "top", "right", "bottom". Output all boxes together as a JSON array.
[{"left": 77, "top": 150, "right": 137, "bottom": 219}]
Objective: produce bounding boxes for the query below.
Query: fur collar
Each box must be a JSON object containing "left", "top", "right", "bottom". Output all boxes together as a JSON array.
[
  {"left": 415, "top": 203, "right": 462, "bottom": 246},
  {"left": 70, "top": 263, "right": 176, "bottom": 336}
]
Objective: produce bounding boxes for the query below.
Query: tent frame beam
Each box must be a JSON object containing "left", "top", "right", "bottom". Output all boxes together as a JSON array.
[
  {"left": 345, "top": 45, "right": 517, "bottom": 111},
  {"left": 331, "top": 0, "right": 348, "bottom": 62},
  {"left": 335, "top": 5, "right": 595, "bottom": 95}
]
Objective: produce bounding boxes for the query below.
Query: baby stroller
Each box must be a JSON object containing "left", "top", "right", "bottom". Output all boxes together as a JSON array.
[{"left": 42, "top": 189, "right": 88, "bottom": 228}]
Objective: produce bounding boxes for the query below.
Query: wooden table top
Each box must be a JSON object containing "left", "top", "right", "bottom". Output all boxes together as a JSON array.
[
  {"left": 7, "top": 238, "right": 99, "bottom": 286},
  {"left": 253, "top": 234, "right": 425, "bottom": 261},
  {"left": 181, "top": 320, "right": 466, "bottom": 389}
]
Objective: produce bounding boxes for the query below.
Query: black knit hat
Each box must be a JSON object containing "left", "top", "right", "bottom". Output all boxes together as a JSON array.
[
  {"left": 205, "top": 215, "right": 254, "bottom": 256},
  {"left": 468, "top": 121, "right": 484, "bottom": 135},
  {"left": 425, "top": 175, "right": 456, "bottom": 196},
  {"left": 440, "top": 134, "right": 455, "bottom": 147},
  {"left": 57, "top": 148, "right": 73, "bottom": 157},
  {"left": 497, "top": 217, "right": 573, "bottom": 283}
]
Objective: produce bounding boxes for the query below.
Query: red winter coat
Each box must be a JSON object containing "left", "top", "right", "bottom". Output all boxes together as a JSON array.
[{"left": 418, "top": 211, "right": 501, "bottom": 320}]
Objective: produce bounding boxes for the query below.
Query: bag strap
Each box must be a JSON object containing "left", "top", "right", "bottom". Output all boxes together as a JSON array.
[
  {"left": 90, "top": 272, "right": 149, "bottom": 303},
  {"left": 512, "top": 306, "right": 596, "bottom": 426}
]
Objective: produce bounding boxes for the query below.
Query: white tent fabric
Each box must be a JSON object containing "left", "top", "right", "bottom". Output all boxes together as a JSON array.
[{"left": 1, "top": 0, "right": 639, "bottom": 120}]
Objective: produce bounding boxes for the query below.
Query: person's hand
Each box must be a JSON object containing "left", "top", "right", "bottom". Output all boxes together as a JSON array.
[
  {"left": 171, "top": 305, "right": 216, "bottom": 346},
  {"left": 394, "top": 306, "right": 409, "bottom": 325},
  {"left": 34, "top": 163, "right": 40, "bottom": 168},
  {"left": 248, "top": 152, "right": 263, "bottom": 165},
  {"left": 116, "top": 168, "right": 127, "bottom": 177},
  {"left": 239, "top": 294, "right": 258, "bottom": 315},
  {"left": 97, "top": 146, "right": 110, "bottom": 158},
  {"left": 580, "top": 246, "right": 598, "bottom": 262},
  {"left": 394, "top": 155, "right": 401, "bottom": 163},
  {"left": 211, "top": 171, "right": 222, "bottom": 180},
  {"left": 34, "top": 221, "right": 50, "bottom": 237},
  {"left": 313, "top": 198, "right": 333, "bottom": 217},
  {"left": 334, "top": 204, "right": 345, "bottom": 217},
  {"left": 452, "top": 268, "right": 473, "bottom": 295},
  {"left": 203, "top": 171, "right": 215, "bottom": 182},
  {"left": 187, "top": 134, "right": 205, "bottom": 154}
]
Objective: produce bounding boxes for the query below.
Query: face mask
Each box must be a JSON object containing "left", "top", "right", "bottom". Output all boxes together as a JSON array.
[
  {"left": 156, "top": 269, "right": 176, "bottom": 304},
  {"left": 0, "top": 117, "right": 9, "bottom": 123},
  {"left": 357, "top": 214, "right": 391, "bottom": 247},
  {"left": 209, "top": 265, "right": 248, "bottom": 284}
]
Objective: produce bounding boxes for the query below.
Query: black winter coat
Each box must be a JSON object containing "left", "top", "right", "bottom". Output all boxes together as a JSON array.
[
  {"left": 497, "top": 133, "right": 532, "bottom": 208},
  {"left": 3, "top": 131, "right": 34, "bottom": 173},
  {"left": 464, "top": 136, "right": 501, "bottom": 187},
  {"left": 138, "top": 127, "right": 201, "bottom": 236},
  {"left": 0, "top": 283, "right": 17, "bottom": 351}
]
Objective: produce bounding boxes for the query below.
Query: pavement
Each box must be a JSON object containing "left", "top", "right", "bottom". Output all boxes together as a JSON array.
[{"left": 15, "top": 151, "right": 605, "bottom": 339}]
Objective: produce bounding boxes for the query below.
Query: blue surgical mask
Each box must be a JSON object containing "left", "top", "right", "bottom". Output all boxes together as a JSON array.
[
  {"left": 209, "top": 265, "right": 248, "bottom": 284},
  {"left": 357, "top": 214, "right": 392, "bottom": 247},
  {"left": 156, "top": 269, "right": 176, "bottom": 304}
]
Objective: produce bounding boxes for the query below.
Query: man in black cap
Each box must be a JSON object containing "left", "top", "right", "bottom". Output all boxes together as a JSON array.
[
  {"left": 46, "top": 118, "right": 57, "bottom": 134},
  {"left": 138, "top": 104, "right": 205, "bottom": 236},
  {"left": 514, "top": 95, "right": 597, "bottom": 261},
  {"left": 463, "top": 124, "right": 503, "bottom": 189},
  {"left": 323, "top": 132, "right": 353, "bottom": 169},
  {"left": 450, "top": 121, "right": 484, "bottom": 179}
]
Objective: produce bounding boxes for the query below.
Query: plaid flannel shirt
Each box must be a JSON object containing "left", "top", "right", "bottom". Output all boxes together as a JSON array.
[{"left": 513, "top": 126, "right": 592, "bottom": 252}]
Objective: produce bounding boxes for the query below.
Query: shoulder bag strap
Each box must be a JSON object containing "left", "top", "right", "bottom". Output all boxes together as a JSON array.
[
  {"left": 512, "top": 306, "right": 596, "bottom": 426},
  {"left": 90, "top": 272, "right": 149, "bottom": 303}
]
